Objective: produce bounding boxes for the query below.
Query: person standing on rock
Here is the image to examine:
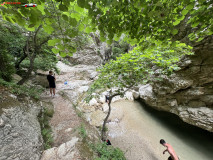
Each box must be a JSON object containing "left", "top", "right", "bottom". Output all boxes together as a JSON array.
[
  {"left": 160, "top": 139, "right": 179, "bottom": 160},
  {"left": 47, "top": 71, "right": 56, "bottom": 97}
]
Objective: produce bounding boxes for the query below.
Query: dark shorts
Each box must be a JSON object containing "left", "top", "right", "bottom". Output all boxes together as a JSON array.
[
  {"left": 168, "top": 156, "right": 172, "bottom": 160},
  {"left": 168, "top": 156, "right": 180, "bottom": 160},
  {"left": 49, "top": 83, "right": 56, "bottom": 88}
]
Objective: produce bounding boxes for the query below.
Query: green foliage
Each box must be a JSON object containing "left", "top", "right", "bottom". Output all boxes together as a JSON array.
[
  {"left": 0, "top": 53, "right": 15, "bottom": 81},
  {"left": 0, "top": 0, "right": 92, "bottom": 57},
  {"left": 41, "top": 128, "right": 54, "bottom": 149},
  {"left": 90, "top": 142, "right": 126, "bottom": 160},
  {"left": 86, "top": 40, "right": 193, "bottom": 102},
  {"left": 1, "top": 0, "right": 212, "bottom": 52},
  {"left": 78, "top": 124, "right": 87, "bottom": 139},
  {"left": 44, "top": 108, "right": 54, "bottom": 118},
  {"left": 39, "top": 107, "right": 54, "bottom": 150},
  {"left": 20, "top": 53, "right": 59, "bottom": 74},
  {"left": 0, "top": 21, "right": 26, "bottom": 57},
  {"left": 86, "top": 0, "right": 213, "bottom": 44},
  {"left": 0, "top": 78, "right": 44, "bottom": 100},
  {"left": 111, "top": 41, "right": 129, "bottom": 60},
  {"left": 0, "top": 21, "right": 25, "bottom": 81}
]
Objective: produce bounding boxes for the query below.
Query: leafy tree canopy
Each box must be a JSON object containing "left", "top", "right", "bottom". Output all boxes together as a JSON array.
[
  {"left": 89, "top": 0, "right": 213, "bottom": 44},
  {"left": 0, "top": 0, "right": 91, "bottom": 57},
  {"left": 1, "top": 0, "right": 212, "bottom": 51},
  {"left": 85, "top": 41, "right": 193, "bottom": 102}
]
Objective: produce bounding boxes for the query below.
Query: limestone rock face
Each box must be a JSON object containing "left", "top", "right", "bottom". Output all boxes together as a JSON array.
[
  {"left": 0, "top": 93, "right": 42, "bottom": 160},
  {"left": 139, "top": 48, "right": 213, "bottom": 132},
  {"left": 177, "top": 107, "right": 213, "bottom": 131},
  {"left": 41, "top": 137, "right": 79, "bottom": 160},
  {"left": 67, "top": 47, "right": 103, "bottom": 66},
  {"left": 132, "top": 91, "right": 140, "bottom": 100}
]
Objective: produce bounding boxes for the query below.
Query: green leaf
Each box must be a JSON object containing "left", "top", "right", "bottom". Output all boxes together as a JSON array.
[
  {"left": 25, "top": 25, "right": 35, "bottom": 31},
  {"left": 100, "top": 35, "right": 106, "bottom": 42},
  {"left": 77, "top": 0, "right": 85, "bottom": 8},
  {"left": 171, "top": 29, "right": 178, "bottom": 35},
  {"left": 78, "top": 23, "right": 85, "bottom": 31},
  {"left": 52, "top": 48, "right": 59, "bottom": 54},
  {"left": 43, "top": 25, "right": 54, "bottom": 34},
  {"left": 107, "top": 39, "right": 112, "bottom": 45},
  {"left": 60, "top": 52, "right": 67, "bottom": 57},
  {"left": 62, "top": 14, "right": 69, "bottom": 21},
  {"left": 181, "top": 9, "right": 189, "bottom": 16},
  {"left": 69, "top": 18, "right": 77, "bottom": 26},
  {"left": 71, "top": 13, "right": 81, "bottom": 21},
  {"left": 28, "top": 24, "right": 35, "bottom": 28},
  {"left": 114, "top": 35, "right": 120, "bottom": 41},
  {"left": 186, "top": 3, "right": 194, "bottom": 10},
  {"left": 48, "top": 39, "right": 60, "bottom": 46},
  {"left": 29, "top": 14, "right": 37, "bottom": 24},
  {"left": 59, "top": 4, "right": 68, "bottom": 11},
  {"left": 37, "top": 5, "right": 45, "bottom": 15},
  {"left": 173, "top": 20, "right": 180, "bottom": 26},
  {"left": 63, "top": 0, "right": 71, "bottom": 6},
  {"left": 57, "top": 45, "right": 65, "bottom": 50},
  {"left": 196, "top": 37, "right": 204, "bottom": 42},
  {"left": 191, "top": 21, "right": 199, "bottom": 28},
  {"left": 85, "top": 27, "right": 92, "bottom": 33},
  {"left": 75, "top": 4, "right": 84, "bottom": 12},
  {"left": 45, "top": 18, "right": 53, "bottom": 25}
]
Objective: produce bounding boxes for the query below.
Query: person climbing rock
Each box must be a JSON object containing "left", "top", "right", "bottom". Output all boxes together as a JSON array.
[
  {"left": 160, "top": 139, "right": 179, "bottom": 160},
  {"left": 47, "top": 71, "right": 56, "bottom": 97}
]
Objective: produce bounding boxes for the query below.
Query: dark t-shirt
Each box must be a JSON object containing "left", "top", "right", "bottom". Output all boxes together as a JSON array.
[{"left": 47, "top": 75, "right": 55, "bottom": 88}]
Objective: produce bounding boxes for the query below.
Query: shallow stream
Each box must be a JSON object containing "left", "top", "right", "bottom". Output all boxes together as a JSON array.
[{"left": 108, "top": 100, "right": 213, "bottom": 160}]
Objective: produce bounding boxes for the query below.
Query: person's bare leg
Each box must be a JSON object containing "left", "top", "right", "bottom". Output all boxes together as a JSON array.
[
  {"left": 50, "top": 88, "right": 53, "bottom": 96},
  {"left": 53, "top": 88, "right": 55, "bottom": 96}
]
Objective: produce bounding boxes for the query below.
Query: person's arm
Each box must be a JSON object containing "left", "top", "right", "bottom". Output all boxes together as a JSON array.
[
  {"left": 163, "top": 149, "right": 168, "bottom": 154},
  {"left": 53, "top": 74, "right": 56, "bottom": 81}
]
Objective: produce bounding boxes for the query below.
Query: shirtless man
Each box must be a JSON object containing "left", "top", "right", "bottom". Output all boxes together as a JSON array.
[{"left": 160, "top": 139, "right": 179, "bottom": 160}]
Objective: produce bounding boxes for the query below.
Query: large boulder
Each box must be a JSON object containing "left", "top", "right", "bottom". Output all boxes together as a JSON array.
[
  {"left": 41, "top": 137, "right": 79, "bottom": 160},
  {"left": 67, "top": 49, "right": 102, "bottom": 66}
]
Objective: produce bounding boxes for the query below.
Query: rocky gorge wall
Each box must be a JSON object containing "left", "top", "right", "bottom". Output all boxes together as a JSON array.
[
  {"left": 137, "top": 37, "right": 213, "bottom": 132},
  {"left": 0, "top": 91, "right": 43, "bottom": 160}
]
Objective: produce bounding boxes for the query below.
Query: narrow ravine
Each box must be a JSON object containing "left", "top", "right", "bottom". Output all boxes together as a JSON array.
[
  {"left": 38, "top": 61, "right": 213, "bottom": 160},
  {"left": 107, "top": 100, "right": 213, "bottom": 160},
  {"left": 40, "top": 61, "right": 100, "bottom": 160}
]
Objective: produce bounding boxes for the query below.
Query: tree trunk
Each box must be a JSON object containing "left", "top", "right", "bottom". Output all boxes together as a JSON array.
[
  {"left": 101, "top": 93, "right": 121, "bottom": 141},
  {"left": 100, "top": 87, "right": 133, "bottom": 141},
  {"left": 17, "top": 54, "right": 35, "bottom": 85},
  {"left": 15, "top": 54, "right": 27, "bottom": 71},
  {"left": 101, "top": 100, "right": 112, "bottom": 141}
]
